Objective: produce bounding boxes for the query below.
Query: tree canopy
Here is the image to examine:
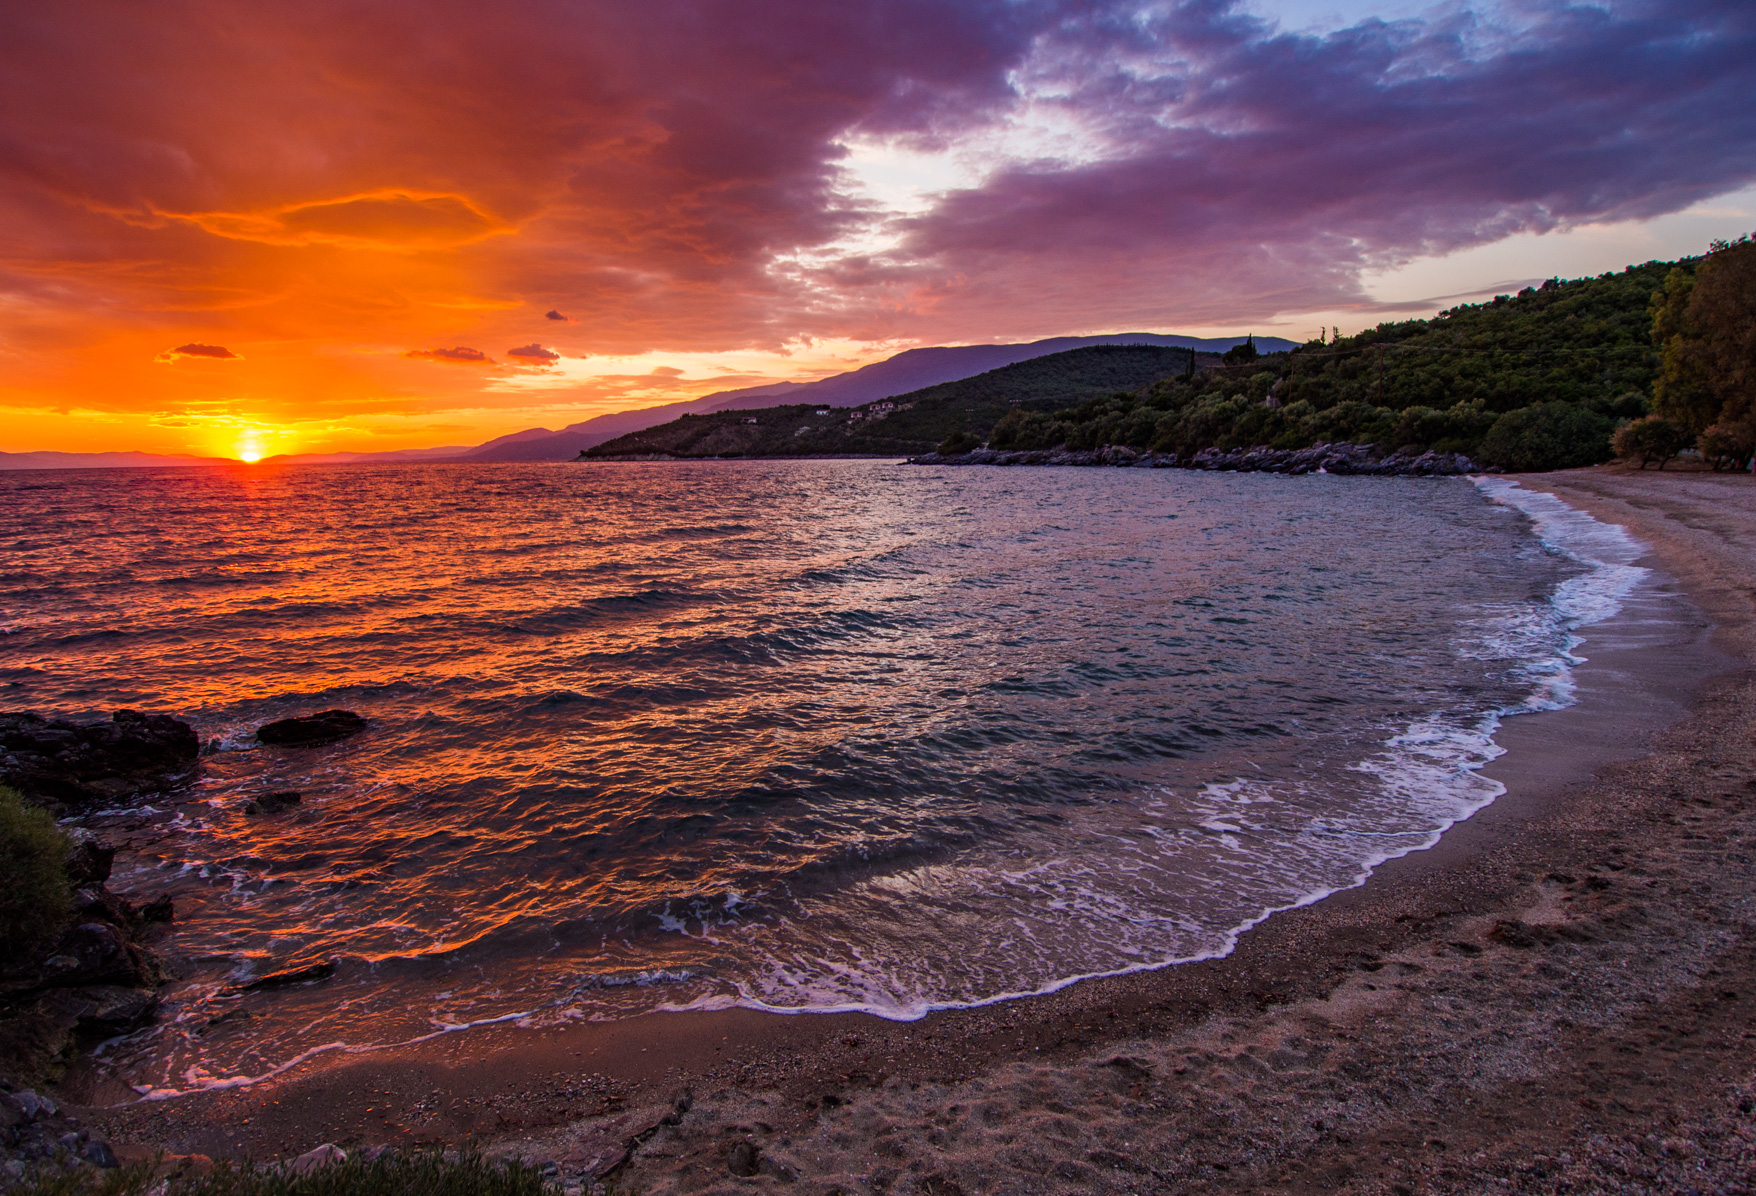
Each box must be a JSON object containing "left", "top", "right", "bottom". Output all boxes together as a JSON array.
[{"left": 1651, "top": 236, "right": 1756, "bottom": 467}]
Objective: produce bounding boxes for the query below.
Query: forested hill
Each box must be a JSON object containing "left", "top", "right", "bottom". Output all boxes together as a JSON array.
[
  {"left": 584, "top": 259, "right": 1713, "bottom": 471},
  {"left": 985, "top": 261, "right": 1675, "bottom": 471},
  {"left": 583, "top": 345, "right": 1208, "bottom": 459}
]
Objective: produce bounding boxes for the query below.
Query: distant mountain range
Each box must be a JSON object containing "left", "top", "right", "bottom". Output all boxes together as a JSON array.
[
  {"left": 0, "top": 332, "right": 1290, "bottom": 469},
  {"left": 586, "top": 344, "right": 1224, "bottom": 460},
  {"left": 456, "top": 333, "right": 1290, "bottom": 462}
]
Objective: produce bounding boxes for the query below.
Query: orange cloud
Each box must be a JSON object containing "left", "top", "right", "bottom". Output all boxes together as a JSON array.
[
  {"left": 2, "top": 0, "right": 1751, "bottom": 457},
  {"left": 165, "top": 191, "right": 510, "bottom": 252}
]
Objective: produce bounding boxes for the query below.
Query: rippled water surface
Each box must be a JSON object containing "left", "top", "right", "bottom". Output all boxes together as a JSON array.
[{"left": 1, "top": 461, "right": 1595, "bottom": 1094}]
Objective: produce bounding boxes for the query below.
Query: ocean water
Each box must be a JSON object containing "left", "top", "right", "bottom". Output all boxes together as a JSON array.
[{"left": 0, "top": 461, "right": 1642, "bottom": 1097}]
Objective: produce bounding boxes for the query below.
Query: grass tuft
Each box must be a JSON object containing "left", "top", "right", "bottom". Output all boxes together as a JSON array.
[
  {"left": 6, "top": 1150, "right": 556, "bottom": 1196},
  {"left": 0, "top": 783, "right": 72, "bottom": 957}
]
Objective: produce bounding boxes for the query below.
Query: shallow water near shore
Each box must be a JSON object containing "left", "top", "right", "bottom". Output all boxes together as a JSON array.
[{"left": 0, "top": 462, "right": 1638, "bottom": 1097}]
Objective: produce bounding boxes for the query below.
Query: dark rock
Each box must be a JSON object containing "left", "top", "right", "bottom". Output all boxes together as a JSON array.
[
  {"left": 0, "top": 1092, "right": 26, "bottom": 1130},
  {"left": 12, "top": 1091, "right": 56, "bottom": 1120},
  {"left": 256, "top": 711, "right": 366, "bottom": 747},
  {"left": 0, "top": 710, "right": 200, "bottom": 813},
  {"left": 83, "top": 1141, "right": 120, "bottom": 1168},
  {"left": 39, "top": 985, "right": 160, "bottom": 1033},
  {"left": 71, "top": 885, "right": 138, "bottom": 930},
  {"left": 64, "top": 836, "right": 115, "bottom": 886},
  {"left": 226, "top": 957, "right": 337, "bottom": 993},
  {"left": 37, "top": 922, "right": 157, "bottom": 989},
  {"left": 726, "top": 1140, "right": 760, "bottom": 1178},
  {"left": 139, "top": 894, "right": 175, "bottom": 923},
  {"left": 243, "top": 790, "right": 302, "bottom": 815}
]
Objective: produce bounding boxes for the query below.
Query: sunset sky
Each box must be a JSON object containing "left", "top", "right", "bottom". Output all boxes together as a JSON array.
[{"left": 3, "top": 0, "right": 1753, "bottom": 459}]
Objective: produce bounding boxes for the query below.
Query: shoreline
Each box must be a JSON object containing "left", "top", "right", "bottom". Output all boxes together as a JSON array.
[{"left": 74, "top": 467, "right": 1756, "bottom": 1192}]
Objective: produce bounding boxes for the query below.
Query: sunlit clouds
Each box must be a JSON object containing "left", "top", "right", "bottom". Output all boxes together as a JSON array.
[{"left": 2, "top": 0, "right": 1754, "bottom": 454}]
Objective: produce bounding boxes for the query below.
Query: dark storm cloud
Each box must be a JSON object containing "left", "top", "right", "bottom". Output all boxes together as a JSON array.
[{"left": 4, "top": 0, "right": 1753, "bottom": 385}]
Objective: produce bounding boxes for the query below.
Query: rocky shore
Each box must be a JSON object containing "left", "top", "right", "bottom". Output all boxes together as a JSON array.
[
  {"left": 910, "top": 440, "right": 1484, "bottom": 476},
  {"left": 0, "top": 711, "right": 198, "bottom": 818},
  {"left": 0, "top": 710, "right": 201, "bottom": 1176}
]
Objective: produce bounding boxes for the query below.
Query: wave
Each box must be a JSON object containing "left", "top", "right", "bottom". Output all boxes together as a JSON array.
[{"left": 665, "top": 478, "right": 1655, "bottom": 1022}]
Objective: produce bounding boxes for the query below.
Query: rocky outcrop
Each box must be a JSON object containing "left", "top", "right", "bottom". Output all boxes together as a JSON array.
[
  {"left": 1, "top": 829, "right": 168, "bottom": 1088},
  {"left": 909, "top": 441, "right": 1488, "bottom": 476},
  {"left": 0, "top": 1086, "right": 124, "bottom": 1176},
  {"left": 0, "top": 709, "right": 199, "bottom": 814},
  {"left": 256, "top": 710, "right": 366, "bottom": 746}
]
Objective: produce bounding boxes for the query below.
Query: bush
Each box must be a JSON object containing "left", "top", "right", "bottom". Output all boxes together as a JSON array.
[
  {"left": 0, "top": 784, "right": 71, "bottom": 956},
  {"left": 1698, "top": 418, "right": 1756, "bottom": 471},
  {"left": 1612, "top": 415, "right": 1693, "bottom": 469},
  {"left": 936, "top": 429, "right": 982, "bottom": 455},
  {"left": 1476, "top": 402, "right": 1614, "bottom": 472},
  {"left": 988, "top": 409, "right": 1068, "bottom": 451}
]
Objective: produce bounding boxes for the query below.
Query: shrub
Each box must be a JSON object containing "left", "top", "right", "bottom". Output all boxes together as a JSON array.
[
  {"left": 936, "top": 429, "right": 982, "bottom": 455},
  {"left": 1612, "top": 415, "right": 1694, "bottom": 469},
  {"left": 1476, "top": 402, "right": 1614, "bottom": 472},
  {"left": 1697, "top": 418, "right": 1756, "bottom": 471},
  {"left": 7, "top": 1149, "right": 549, "bottom": 1196},
  {"left": 0, "top": 784, "right": 72, "bottom": 956},
  {"left": 988, "top": 409, "right": 1068, "bottom": 451}
]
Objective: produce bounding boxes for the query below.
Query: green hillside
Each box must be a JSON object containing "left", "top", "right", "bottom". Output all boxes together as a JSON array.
[
  {"left": 583, "top": 258, "right": 1740, "bottom": 472},
  {"left": 583, "top": 345, "right": 1206, "bottom": 458},
  {"left": 992, "top": 263, "right": 1672, "bottom": 469}
]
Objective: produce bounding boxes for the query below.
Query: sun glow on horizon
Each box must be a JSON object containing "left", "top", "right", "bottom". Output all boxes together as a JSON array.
[{"left": 234, "top": 430, "right": 271, "bottom": 462}]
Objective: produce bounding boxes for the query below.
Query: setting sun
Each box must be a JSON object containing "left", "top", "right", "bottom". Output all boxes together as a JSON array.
[{"left": 235, "top": 439, "right": 265, "bottom": 463}]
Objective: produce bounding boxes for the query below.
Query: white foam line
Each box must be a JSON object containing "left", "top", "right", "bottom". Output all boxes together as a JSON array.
[
  {"left": 128, "top": 1007, "right": 537, "bottom": 1102},
  {"left": 654, "top": 478, "right": 1655, "bottom": 1022},
  {"left": 131, "top": 480, "right": 1663, "bottom": 1072}
]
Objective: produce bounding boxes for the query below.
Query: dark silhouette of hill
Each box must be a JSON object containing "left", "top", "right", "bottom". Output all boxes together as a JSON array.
[
  {"left": 465, "top": 333, "right": 1289, "bottom": 461},
  {"left": 585, "top": 344, "right": 1220, "bottom": 459}
]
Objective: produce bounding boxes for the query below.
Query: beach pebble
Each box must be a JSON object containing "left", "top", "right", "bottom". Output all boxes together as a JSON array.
[
  {"left": 13, "top": 1091, "right": 56, "bottom": 1121},
  {"left": 291, "top": 1144, "right": 347, "bottom": 1174},
  {"left": 726, "top": 1140, "right": 760, "bottom": 1177}
]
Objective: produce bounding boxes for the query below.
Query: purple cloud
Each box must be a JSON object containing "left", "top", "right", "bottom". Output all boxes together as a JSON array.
[
  {"left": 156, "top": 343, "right": 238, "bottom": 362},
  {"left": 407, "top": 346, "right": 493, "bottom": 364},
  {"left": 851, "top": 0, "right": 1756, "bottom": 334},
  {"left": 5, "top": 0, "right": 1755, "bottom": 377}
]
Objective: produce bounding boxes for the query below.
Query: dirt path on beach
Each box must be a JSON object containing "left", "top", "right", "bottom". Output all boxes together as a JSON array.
[{"left": 85, "top": 467, "right": 1756, "bottom": 1195}]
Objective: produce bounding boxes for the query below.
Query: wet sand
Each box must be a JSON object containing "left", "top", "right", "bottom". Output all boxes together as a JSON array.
[{"left": 80, "top": 466, "right": 1756, "bottom": 1194}]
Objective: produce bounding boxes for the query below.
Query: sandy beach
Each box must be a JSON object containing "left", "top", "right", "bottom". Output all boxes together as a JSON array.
[{"left": 76, "top": 466, "right": 1756, "bottom": 1194}]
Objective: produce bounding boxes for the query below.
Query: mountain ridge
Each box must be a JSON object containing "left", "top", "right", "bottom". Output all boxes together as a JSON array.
[{"left": 0, "top": 333, "right": 1289, "bottom": 467}]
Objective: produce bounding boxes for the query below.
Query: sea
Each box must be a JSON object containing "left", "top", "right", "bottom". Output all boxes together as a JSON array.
[{"left": 0, "top": 460, "right": 1646, "bottom": 1098}]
